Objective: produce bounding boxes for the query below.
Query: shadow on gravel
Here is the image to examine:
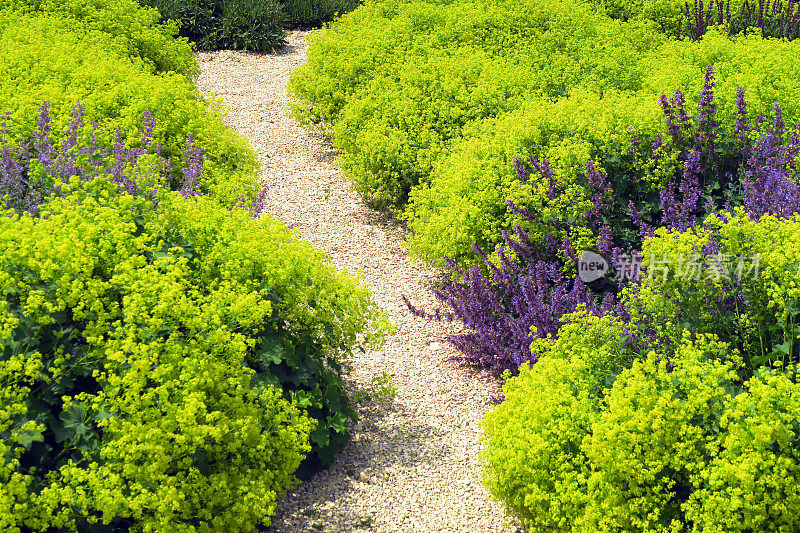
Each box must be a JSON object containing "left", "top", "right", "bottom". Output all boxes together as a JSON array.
[{"left": 264, "top": 397, "right": 448, "bottom": 532}]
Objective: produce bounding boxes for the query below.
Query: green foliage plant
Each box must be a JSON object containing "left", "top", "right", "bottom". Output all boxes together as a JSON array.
[
  {"left": 0, "top": 178, "right": 389, "bottom": 530},
  {"left": 290, "top": 0, "right": 666, "bottom": 210},
  {"left": 481, "top": 311, "right": 632, "bottom": 530},
  {"left": 290, "top": 0, "right": 800, "bottom": 269},
  {"left": 0, "top": 0, "right": 197, "bottom": 77},
  {"left": 407, "top": 28, "right": 800, "bottom": 268},
  {"left": 483, "top": 309, "right": 800, "bottom": 531},
  {"left": 0, "top": 10, "right": 260, "bottom": 206},
  {"left": 138, "top": 0, "right": 287, "bottom": 52},
  {"left": 627, "top": 210, "right": 800, "bottom": 379}
]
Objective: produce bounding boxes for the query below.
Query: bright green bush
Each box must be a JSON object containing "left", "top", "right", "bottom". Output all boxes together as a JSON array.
[
  {"left": 628, "top": 210, "right": 800, "bottom": 377},
  {"left": 0, "top": 179, "right": 388, "bottom": 530},
  {"left": 138, "top": 0, "right": 287, "bottom": 52},
  {"left": 406, "top": 29, "right": 800, "bottom": 268},
  {"left": 481, "top": 311, "right": 633, "bottom": 530},
  {"left": 684, "top": 369, "right": 800, "bottom": 531},
  {"left": 292, "top": 0, "right": 800, "bottom": 265},
  {"left": 587, "top": 0, "right": 686, "bottom": 34},
  {"left": 482, "top": 211, "right": 800, "bottom": 530},
  {"left": 0, "top": 0, "right": 197, "bottom": 77},
  {"left": 483, "top": 313, "right": 800, "bottom": 531},
  {"left": 580, "top": 336, "right": 739, "bottom": 531},
  {"left": 290, "top": 0, "right": 665, "bottom": 209},
  {"left": 0, "top": 10, "right": 260, "bottom": 205}
]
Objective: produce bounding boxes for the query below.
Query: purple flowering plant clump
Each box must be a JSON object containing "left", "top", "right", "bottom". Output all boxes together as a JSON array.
[
  {"left": 680, "top": 0, "right": 800, "bottom": 40},
  {"left": 410, "top": 66, "right": 800, "bottom": 375},
  {"left": 0, "top": 101, "right": 209, "bottom": 215}
]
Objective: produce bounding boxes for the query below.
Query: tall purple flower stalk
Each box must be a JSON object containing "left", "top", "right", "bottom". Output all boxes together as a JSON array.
[
  {"left": 179, "top": 135, "right": 203, "bottom": 197},
  {"left": 251, "top": 183, "right": 269, "bottom": 218},
  {"left": 683, "top": 0, "right": 800, "bottom": 40},
  {"left": 0, "top": 101, "right": 209, "bottom": 214},
  {"left": 410, "top": 67, "right": 800, "bottom": 375},
  {"left": 415, "top": 161, "right": 618, "bottom": 373},
  {"left": 742, "top": 101, "right": 800, "bottom": 218}
]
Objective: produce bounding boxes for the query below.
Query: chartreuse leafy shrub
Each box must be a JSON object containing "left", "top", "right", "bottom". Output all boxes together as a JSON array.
[
  {"left": 413, "top": 62, "right": 800, "bottom": 373},
  {"left": 0, "top": 11, "right": 260, "bottom": 205},
  {"left": 137, "top": 0, "right": 287, "bottom": 52},
  {"left": 0, "top": 0, "right": 197, "bottom": 77},
  {"left": 628, "top": 211, "right": 800, "bottom": 378},
  {"left": 294, "top": 0, "right": 800, "bottom": 259},
  {"left": 0, "top": 178, "right": 389, "bottom": 530},
  {"left": 483, "top": 307, "right": 800, "bottom": 531},
  {"left": 408, "top": 29, "right": 800, "bottom": 269},
  {"left": 290, "top": 0, "right": 666, "bottom": 208},
  {"left": 480, "top": 311, "right": 634, "bottom": 530}
]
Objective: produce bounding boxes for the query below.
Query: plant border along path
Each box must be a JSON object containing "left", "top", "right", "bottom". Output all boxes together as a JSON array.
[{"left": 195, "top": 31, "right": 524, "bottom": 533}]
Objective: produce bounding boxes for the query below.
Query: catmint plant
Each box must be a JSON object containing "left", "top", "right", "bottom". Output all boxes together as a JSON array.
[
  {"left": 0, "top": 101, "right": 224, "bottom": 214},
  {"left": 409, "top": 66, "right": 800, "bottom": 375},
  {"left": 681, "top": 0, "right": 800, "bottom": 40}
]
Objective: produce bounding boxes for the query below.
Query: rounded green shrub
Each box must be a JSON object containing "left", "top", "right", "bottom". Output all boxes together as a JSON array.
[
  {"left": 0, "top": 179, "right": 388, "bottom": 530},
  {"left": 580, "top": 336, "right": 738, "bottom": 531},
  {"left": 291, "top": 0, "right": 800, "bottom": 267},
  {"left": 483, "top": 314, "right": 800, "bottom": 531},
  {"left": 482, "top": 212, "right": 800, "bottom": 531},
  {"left": 481, "top": 311, "right": 632, "bottom": 530},
  {"left": 407, "top": 29, "right": 800, "bottom": 268},
  {"left": 628, "top": 210, "right": 800, "bottom": 376},
  {"left": 0, "top": 0, "right": 197, "bottom": 77},
  {"left": 0, "top": 10, "right": 260, "bottom": 206},
  {"left": 290, "top": 0, "right": 665, "bottom": 210},
  {"left": 684, "top": 370, "right": 800, "bottom": 531}
]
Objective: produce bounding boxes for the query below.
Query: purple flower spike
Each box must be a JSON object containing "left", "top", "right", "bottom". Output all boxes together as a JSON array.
[
  {"left": 513, "top": 156, "right": 530, "bottom": 182},
  {"left": 179, "top": 134, "right": 203, "bottom": 197},
  {"left": 252, "top": 183, "right": 269, "bottom": 218},
  {"left": 696, "top": 65, "right": 719, "bottom": 154}
]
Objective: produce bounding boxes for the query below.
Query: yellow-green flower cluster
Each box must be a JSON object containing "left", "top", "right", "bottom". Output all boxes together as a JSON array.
[
  {"left": 0, "top": 178, "right": 389, "bottom": 531},
  {"left": 482, "top": 213, "right": 800, "bottom": 531},
  {"left": 483, "top": 314, "right": 800, "bottom": 531}
]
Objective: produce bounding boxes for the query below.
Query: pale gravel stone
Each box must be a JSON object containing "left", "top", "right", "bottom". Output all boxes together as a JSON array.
[{"left": 195, "top": 31, "right": 524, "bottom": 533}]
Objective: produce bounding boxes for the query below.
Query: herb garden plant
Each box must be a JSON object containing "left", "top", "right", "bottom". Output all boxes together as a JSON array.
[
  {"left": 292, "top": 0, "right": 800, "bottom": 529},
  {"left": 0, "top": 0, "right": 391, "bottom": 529}
]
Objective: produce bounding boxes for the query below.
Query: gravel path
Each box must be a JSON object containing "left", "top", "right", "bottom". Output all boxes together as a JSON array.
[{"left": 196, "top": 31, "right": 522, "bottom": 533}]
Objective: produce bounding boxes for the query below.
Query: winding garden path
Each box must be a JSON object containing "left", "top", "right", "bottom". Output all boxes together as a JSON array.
[{"left": 196, "top": 31, "right": 522, "bottom": 533}]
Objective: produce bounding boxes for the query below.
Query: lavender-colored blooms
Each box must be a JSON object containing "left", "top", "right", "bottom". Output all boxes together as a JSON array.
[
  {"left": 585, "top": 159, "right": 611, "bottom": 224},
  {"left": 660, "top": 90, "right": 692, "bottom": 151},
  {"left": 251, "top": 183, "right": 269, "bottom": 218},
  {"left": 629, "top": 199, "right": 654, "bottom": 239},
  {"left": 735, "top": 87, "right": 751, "bottom": 158},
  {"left": 0, "top": 102, "right": 212, "bottom": 214},
  {"left": 415, "top": 69, "right": 800, "bottom": 374},
  {"left": 413, "top": 157, "right": 620, "bottom": 373},
  {"left": 696, "top": 65, "right": 719, "bottom": 155},
  {"left": 742, "top": 103, "right": 800, "bottom": 218},
  {"left": 32, "top": 102, "right": 54, "bottom": 173},
  {"left": 512, "top": 156, "right": 529, "bottom": 182},
  {"left": 179, "top": 134, "right": 203, "bottom": 197},
  {"left": 684, "top": 0, "right": 800, "bottom": 39}
]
